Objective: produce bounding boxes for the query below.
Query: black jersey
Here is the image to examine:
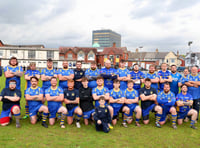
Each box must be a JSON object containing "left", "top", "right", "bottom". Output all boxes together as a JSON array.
[
  {"left": 1, "top": 88, "right": 21, "bottom": 111},
  {"left": 139, "top": 87, "right": 157, "bottom": 110},
  {"left": 79, "top": 87, "right": 94, "bottom": 112}
]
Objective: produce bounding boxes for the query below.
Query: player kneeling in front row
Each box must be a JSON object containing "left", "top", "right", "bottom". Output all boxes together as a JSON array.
[
  {"left": 45, "top": 77, "right": 68, "bottom": 128},
  {"left": 94, "top": 96, "right": 112, "bottom": 133},
  {"left": 79, "top": 77, "right": 95, "bottom": 125},
  {"left": 64, "top": 79, "right": 82, "bottom": 128},
  {"left": 92, "top": 76, "right": 114, "bottom": 129},
  {"left": 0, "top": 80, "right": 21, "bottom": 128},
  {"left": 140, "top": 78, "right": 162, "bottom": 128},
  {"left": 25, "top": 76, "right": 49, "bottom": 128},
  {"left": 157, "top": 83, "right": 177, "bottom": 129},
  {"left": 109, "top": 79, "right": 130, "bottom": 127},
  {"left": 176, "top": 84, "right": 197, "bottom": 129},
  {"left": 124, "top": 80, "right": 142, "bottom": 127}
]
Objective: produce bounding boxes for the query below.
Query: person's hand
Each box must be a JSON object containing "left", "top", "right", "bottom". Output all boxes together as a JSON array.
[{"left": 97, "top": 120, "right": 101, "bottom": 124}]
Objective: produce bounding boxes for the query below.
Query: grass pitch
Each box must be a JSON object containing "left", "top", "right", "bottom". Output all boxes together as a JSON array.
[{"left": 0, "top": 74, "right": 200, "bottom": 148}]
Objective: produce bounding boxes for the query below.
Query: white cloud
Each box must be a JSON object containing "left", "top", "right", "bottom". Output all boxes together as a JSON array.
[{"left": 0, "top": 0, "right": 200, "bottom": 54}]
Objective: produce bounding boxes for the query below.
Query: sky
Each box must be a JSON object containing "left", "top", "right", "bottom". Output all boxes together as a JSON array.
[{"left": 0, "top": 0, "right": 200, "bottom": 54}]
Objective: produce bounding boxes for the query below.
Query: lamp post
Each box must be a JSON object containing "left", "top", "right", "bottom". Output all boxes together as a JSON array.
[{"left": 188, "top": 41, "right": 193, "bottom": 67}]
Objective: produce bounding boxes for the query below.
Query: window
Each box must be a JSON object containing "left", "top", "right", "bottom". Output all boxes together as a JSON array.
[
  {"left": 68, "top": 53, "right": 72, "bottom": 59},
  {"left": 0, "top": 51, "right": 3, "bottom": 57},
  {"left": 10, "top": 50, "right": 18, "bottom": 55},
  {"left": 171, "top": 58, "right": 175, "bottom": 63},
  {"left": 47, "top": 51, "right": 54, "bottom": 59},
  {"left": 78, "top": 51, "right": 85, "bottom": 60},
  {"left": 28, "top": 50, "right": 35, "bottom": 59},
  {"left": 104, "top": 55, "right": 107, "bottom": 58},
  {"left": 88, "top": 51, "right": 95, "bottom": 60}
]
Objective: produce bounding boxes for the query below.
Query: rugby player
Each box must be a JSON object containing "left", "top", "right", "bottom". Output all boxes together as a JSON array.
[
  {"left": 176, "top": 84, "right": 197, "bottom": 129},
  {"left": 64, "top": 79, "right": 82, "bottom": 128},
  {"left": 25, "top": 76, "right": 48, "bottom": 128},
  {"left": 140, "top": 78, "right": 162, "bottom": 128},
  {"left": 45, "top": 77, "right": 67, "bottom": 128},
  {"left": 0, "top": 80, "right": 21, "bottom": 128}
]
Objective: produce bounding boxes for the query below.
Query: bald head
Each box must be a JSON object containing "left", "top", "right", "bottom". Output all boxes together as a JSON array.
[
  {"left": 105, "top": 59, "right": 111, "bottom": 69},
  {"left": 191, "top": 66, "right": 198, "bottom": 75}
]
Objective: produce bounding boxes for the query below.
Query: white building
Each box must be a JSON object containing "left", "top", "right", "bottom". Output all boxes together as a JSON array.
[
  {"left": 0, "top": 46, "right": 62, "bottom": 70},
  {"left": 185, "top": 52, "right": 200, "bottom": 67}
]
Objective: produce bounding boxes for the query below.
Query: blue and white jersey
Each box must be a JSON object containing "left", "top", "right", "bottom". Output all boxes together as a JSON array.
[
  {"left": 117, "top": 68, "right": 130, "bottom": 90},
  {"left": 187, "top": 74, "right": 200, "bottom": 100},
  {"left": 85, "top": 68, "right": 100, "bottom": 89},
  {"left": 45, "top": 86, "right": 63, "bottom": 106},
  {"left": 170, "top": 72, "right": 182, "bottom": 96},
  {"left": 176, "top": 92, "right": 193, "bottom": 113},
  {"left": 92, "top": 86, "right": 109, "bottom": 107},
  {"left": 109, "top": 89, "right": 124, "bottom": 108},
  {"left": 157, "top": 91, "right": 175, "bottom": 107},
  {"left": 145, "top": 72, "right": 159, "bottom": 90},
  {"left": 58, "top": 68, "right": 74, "bottom": 89},
  {"left": 25, "top": 86, "right": 43, "bottom": 106},
  {"left": 124, "top": 88, "right": 138, "bottom": 108},
  {"left": 25, "top": 69, "right": 40, "bottom": 89},
  {"left": 4, "top": 65, "right": 23, "bottom": 90},
  {"left": 100, "top": 68, "right": 118, "bottom": 90},
  {"left": 130, "top": 71, "right": 145, "bottom": 90},
  {"left": 41, "top": 68, "right": 58, "bottom": 89},
  {"left": 158, "top": 70, "right": 172, "bottom": 91}
]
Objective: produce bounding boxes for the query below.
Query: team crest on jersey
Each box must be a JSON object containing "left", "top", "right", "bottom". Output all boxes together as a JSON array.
[
  {"left": 144, "top": 91, "right": 146, "bottom": 94},
  {"left": 72, "top": 93, "right": 75, "bottom": 96},
  {"left": 168, "top": 97, "right": 170, "bottom": 100},
  {"left": 150, "top": 91, "right": 153, "bottom": 94},
  {"left": 80, "top": 72, "right": 83, "bottom": 75},
  {"left": 67, "top": 93, "right": 69, "bottom": 96},
  {"left": 105, "top": 109, "right": 107, "bottom": 112},
  {"left": 14, "top": 93, "right": 17, "bottom": 96},
  {"left": 36, "top": 91, "right": 39, "bottom": 95}
]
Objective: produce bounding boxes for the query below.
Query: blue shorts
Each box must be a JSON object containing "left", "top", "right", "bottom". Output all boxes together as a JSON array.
[
  {"left": 48, "top": 104, "right": 62, "bottom": 118},
  {"left": 177, "top": 109, "right": 191, "bottom": 119},
  {"left": 160, "top": 106, "right": 171, "bottom": 122},
  {"left": 112, "top": 106, "right": 123, "bottom": 116},
  {"left": 83, "top": 109, "right": 95, "bottom": 119},
  {"left": 67, "top": 106, "right": 79, "bottom": 117},
  {"left": 142, "top": 104, "right": 156, "bottom": 117},
  {"left": 0, "top": 105, "right": 20, "bottom": 124},
  {"left": 126, "top": 104, "right": 139, "bottom": 116},
  {"left": 29, "top": 104, "right": 43, "bottom": 117}
]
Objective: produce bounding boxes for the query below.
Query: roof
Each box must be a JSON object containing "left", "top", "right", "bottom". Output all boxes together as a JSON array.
[
  {"left": 98, "top": 47, "right": 127, "bottom": 55},
  {"left": 59, "top": 47, "right": 97, "bottom": 54},
  {"left": 128, "top": 51, "right": 169, "bottom": 60}
]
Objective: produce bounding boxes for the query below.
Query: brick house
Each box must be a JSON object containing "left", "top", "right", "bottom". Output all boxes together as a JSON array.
[
  {"left": 97, "top": 43, "right": 128, "bottom": 68},
  {"left": 59, "top": 47, "right": 97, "bottom": 69}
]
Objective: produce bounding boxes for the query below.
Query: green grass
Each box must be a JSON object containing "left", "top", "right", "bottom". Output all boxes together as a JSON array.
[{"left": 0, "top": 74, "right": 200, "bottom": 148}]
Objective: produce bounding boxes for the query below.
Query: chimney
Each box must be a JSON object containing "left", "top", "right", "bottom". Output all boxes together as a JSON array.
[
  {"left": 156, "top": 49, "right": 158, "bottom": 53},
  {"left": 113, "top": 42, "right": 116, "bottom": 47},
  {"left": 136, "top": 48, "right": 138, "bottom": 53},
  {"left": 177, "top": 50, "right": 179, "bottom": 57}
]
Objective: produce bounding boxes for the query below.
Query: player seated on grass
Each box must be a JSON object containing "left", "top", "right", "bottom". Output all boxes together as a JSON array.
[
  {"left": 93, "top": 96, "right": 112, "bottom": 133},
  {"left": 92, "top": 76, "right": 114, "bottom": 129},
  {"left": 79, "top": 77, "right": 95, "bottom": 125},
  {"left": 176, "top": 84, "right": 197, "bottom": 129},
  {"left": 140, "top": 78, "right": 162, "bottom": 128},
  {"left": 109, "top": 79, "right": 130, "bottom": 127},
  {"left": 124, "top": 80, "right": 142, "bottom": 127},
  {"left": 25, "top": 76, "right": 49, "bottom": 128},
  {"left": 157, "top": 82, "right": 177, "bottom": 129},
  {"left": 45, "top": 77, "right": 68, "bottom": 128},
  {"left": 64, "top": 79, "right": 82, "bottom": 128},
  {"left": 0, "top": 80, "right": 21, "bottom": 128}
]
